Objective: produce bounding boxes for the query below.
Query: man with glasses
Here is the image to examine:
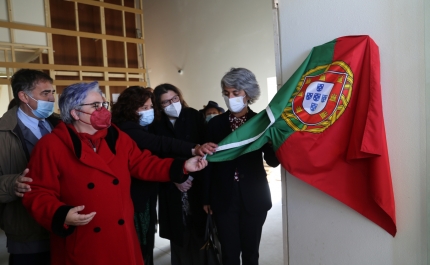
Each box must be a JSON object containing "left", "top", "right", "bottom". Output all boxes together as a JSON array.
[{"left": 0, "top": 69, "right": 57, "bottom": 265}]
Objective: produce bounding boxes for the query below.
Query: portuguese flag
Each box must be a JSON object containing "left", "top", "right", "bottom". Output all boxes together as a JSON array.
[{"left": 206, "top": 35, "right": 396, "bottom": 236}]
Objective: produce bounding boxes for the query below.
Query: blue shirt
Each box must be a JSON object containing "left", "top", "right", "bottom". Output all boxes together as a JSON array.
[{"left": 17, "top": 107, "right": 51, "bottom": 139}]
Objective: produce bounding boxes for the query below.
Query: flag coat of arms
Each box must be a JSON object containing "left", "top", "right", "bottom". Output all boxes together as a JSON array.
[{"left": 206, "top": 35, "right": 396, "bottom": 236}]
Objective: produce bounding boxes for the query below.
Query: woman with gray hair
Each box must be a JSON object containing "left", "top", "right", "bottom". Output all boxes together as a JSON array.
[
  {"left": 21, "top": 81, "right": 208, "bottom": 265},
  {"left": 203, "top": 68, "right": 279, "bottom": 265}
]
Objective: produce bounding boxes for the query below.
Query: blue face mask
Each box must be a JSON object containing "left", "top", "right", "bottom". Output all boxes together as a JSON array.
[
  {"left": 205, "top": 114, "right": 217, "bottom": 122},
  {"left": 26, "top": 93, "right": 54, "bottom": 119},
  {"left": 138, "top": 109, "right": 154, "bottom": 126}
]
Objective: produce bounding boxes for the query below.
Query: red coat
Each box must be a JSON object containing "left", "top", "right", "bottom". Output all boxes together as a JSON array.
[{"left": 22, "top": 123, "right": 181, "bottom": 265}]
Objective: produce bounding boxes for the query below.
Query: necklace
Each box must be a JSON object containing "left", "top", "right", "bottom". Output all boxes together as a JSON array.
[{"left": 88, "top": 139, "right": 96, "bottom": 152}]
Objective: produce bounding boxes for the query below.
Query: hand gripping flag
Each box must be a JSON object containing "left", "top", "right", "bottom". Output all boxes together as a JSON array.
[{"left": 206, "top": 35, "right": 396, "bottom": 236}]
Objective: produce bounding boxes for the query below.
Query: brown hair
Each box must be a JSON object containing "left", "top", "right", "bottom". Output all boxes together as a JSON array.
[
  {"left": 153, "top": 83, "right": 188, "bottom": 120},
  {"left": 111, "top": 86, "right": 153, "bottom": 124}
]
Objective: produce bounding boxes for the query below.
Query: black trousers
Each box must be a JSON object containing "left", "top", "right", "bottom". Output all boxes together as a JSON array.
[
  {"left": 170, "top": 225, "right": 206, "bottom": 265},
  {"left": 213, "top": 184, "right": 267, "bottom": 265},
  {"left": 9, "top": 251, "right": 50, "bottom": 265}
]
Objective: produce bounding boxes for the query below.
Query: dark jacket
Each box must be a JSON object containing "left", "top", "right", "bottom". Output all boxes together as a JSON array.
[
  {"left": 0, "top": 106, "right": 52, "bottom": 244},
  {"left": 150, "top": 107, "right": 207, "bottom": 246},
  {"left": 204, "top": 108, "right": 280, "bottom": 215},
  {"left": 116, "top": 120, "right": 196, "bottom": 212}
]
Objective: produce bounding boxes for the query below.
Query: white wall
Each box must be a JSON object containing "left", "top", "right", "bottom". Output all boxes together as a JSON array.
[
  {"left": 278, "top": 0, "right": 427, "bottom": 264},
  {"left": 0, "top": 86, "right": 10, "bottom": 115},
  {"left": 142, "top": 0, "right": 276, "bottom": 112}
]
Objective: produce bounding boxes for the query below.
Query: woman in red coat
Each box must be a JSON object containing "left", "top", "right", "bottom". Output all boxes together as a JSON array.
[{"left": 21, "top": 81, "right": 207, "bottom": 265}]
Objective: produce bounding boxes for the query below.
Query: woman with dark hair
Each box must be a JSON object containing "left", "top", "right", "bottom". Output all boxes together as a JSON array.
[
  {"left": 151, "top": 83, "right": 208, "bottom": 265},
  {"left": 204, "top": 68, "right": 280, "bottom": 265},
  {"left": 21, "top": 81, "right": 208, "bottom": 265},
  {"left": 111, "top": 86, "right": 217, "bottom": 265}
]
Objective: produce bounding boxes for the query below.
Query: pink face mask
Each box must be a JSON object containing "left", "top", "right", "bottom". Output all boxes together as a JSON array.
[{"left": 76, "top": 107, "right": 111, "bottom": 130}]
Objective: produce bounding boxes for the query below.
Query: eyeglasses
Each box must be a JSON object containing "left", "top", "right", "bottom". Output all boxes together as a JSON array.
[
  {"left": 160, "top": 95, "right": 180, "bottom": 107},
  {"left": 79, "top": 101, "right": 110, "bottom": 110}
]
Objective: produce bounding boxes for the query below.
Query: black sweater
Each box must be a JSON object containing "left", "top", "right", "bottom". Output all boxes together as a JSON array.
[{"left": 116, "top": 120, "right": 196, "bottom": 211}]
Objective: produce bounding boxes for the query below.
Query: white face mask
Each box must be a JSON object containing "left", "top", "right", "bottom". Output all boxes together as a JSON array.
[
  {"left": 223, "top": 95, "right": 246, "bottom": 113},
  {"left": 164, "top": 101, "right": 182, "bottom": 118},
  {"left": 138, "top": 109, "right": 154, "bottom": 126}
]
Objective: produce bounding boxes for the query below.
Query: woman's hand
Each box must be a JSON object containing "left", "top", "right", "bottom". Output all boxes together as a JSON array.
[
  {"left": 184, "top": 156, "right": 208, "bottom": 172},
  {"left": 65, "top": 205, "right": 96, "bottom": 226},
  {"left": 174, "top": 179, "right": 192, "bottom": 192},
  {"left": 203, "top": 205, "right": 212, "bottom": 215},
  {"left": 194, "top": 142, "right": 218, "bottom": 156}
]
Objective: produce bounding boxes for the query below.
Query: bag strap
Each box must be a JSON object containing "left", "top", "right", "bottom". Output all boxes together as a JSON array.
[{"left": 204, "top": 213, "right": 212, "bottom": 241}]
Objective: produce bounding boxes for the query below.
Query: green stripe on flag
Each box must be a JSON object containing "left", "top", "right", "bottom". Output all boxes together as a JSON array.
[{"left": 206, "top": 39, "right": 336, "bottom": 162}]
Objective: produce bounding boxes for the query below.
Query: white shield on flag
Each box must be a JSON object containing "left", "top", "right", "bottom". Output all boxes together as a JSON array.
[
  {"left": 286, "top": 62, "right": 352, "bottom": 131},
  {"left": 302, "top": 81, "right": 334, "bottom": 114}
]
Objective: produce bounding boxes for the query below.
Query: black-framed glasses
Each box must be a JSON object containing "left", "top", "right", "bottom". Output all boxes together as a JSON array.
[
  {"left": 160, "top": 95, "right": 180, "bottom": 107},
  {"left": 79, "top": 101, "right": 110, "bottom": 110}
]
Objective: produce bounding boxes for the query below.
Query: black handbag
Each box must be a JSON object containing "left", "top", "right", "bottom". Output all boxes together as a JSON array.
[{"left": 201, "top": 213, "right": 223, "bottom": 265}]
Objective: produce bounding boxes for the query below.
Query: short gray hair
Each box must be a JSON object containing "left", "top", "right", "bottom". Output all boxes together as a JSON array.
[
  {"left": 59, "top": 81, "right": 103, "bottom": 123},
  {"left": 220, "top": 68, "right": 260, "bottom": 104}
]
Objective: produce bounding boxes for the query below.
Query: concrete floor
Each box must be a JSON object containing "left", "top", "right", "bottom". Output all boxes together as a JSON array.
[{"left": 0, "top": 168, "right": 284, "bottom": 265}]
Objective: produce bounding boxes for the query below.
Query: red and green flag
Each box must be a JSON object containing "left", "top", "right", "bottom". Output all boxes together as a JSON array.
[{"left": 206, "top": 35, "right": 396, "bottom": 236}]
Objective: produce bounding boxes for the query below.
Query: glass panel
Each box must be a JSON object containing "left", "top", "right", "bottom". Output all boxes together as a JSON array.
[
  {"left": 0, "top": 28, "right": 10, "bottom": 43},
  {"left": 11, "top": 0, "right": 45, "bottom": 26}
]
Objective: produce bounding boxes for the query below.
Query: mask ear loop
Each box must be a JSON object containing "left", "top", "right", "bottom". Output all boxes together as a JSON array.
[
  {"left": 24, "top": 93, "right": 38, "bottom": 111},
  {"left": 26, "top": 93, "right": 37, "bottom": 102},
  {"left": 74, "top": 109, "right": 92, "bottom": 126}
]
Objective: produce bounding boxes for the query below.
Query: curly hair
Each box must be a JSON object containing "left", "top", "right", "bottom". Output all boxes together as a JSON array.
[
  {"left": 111, "top": 86, "right": 153, "bottom": 124},
  {"left": 153, "top": 83, "right": 188, "bottom": 120}
]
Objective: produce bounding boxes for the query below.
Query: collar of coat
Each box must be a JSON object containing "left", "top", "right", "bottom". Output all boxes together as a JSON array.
[
  {"left": 63, "top": 123, "right": 119, "bottom": 159},
  {"left": 0, "top": 106, "right": 19, "bottom": 132},
  {"left": 42, "top": 122, "right": 121, "bottom": 177}
]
